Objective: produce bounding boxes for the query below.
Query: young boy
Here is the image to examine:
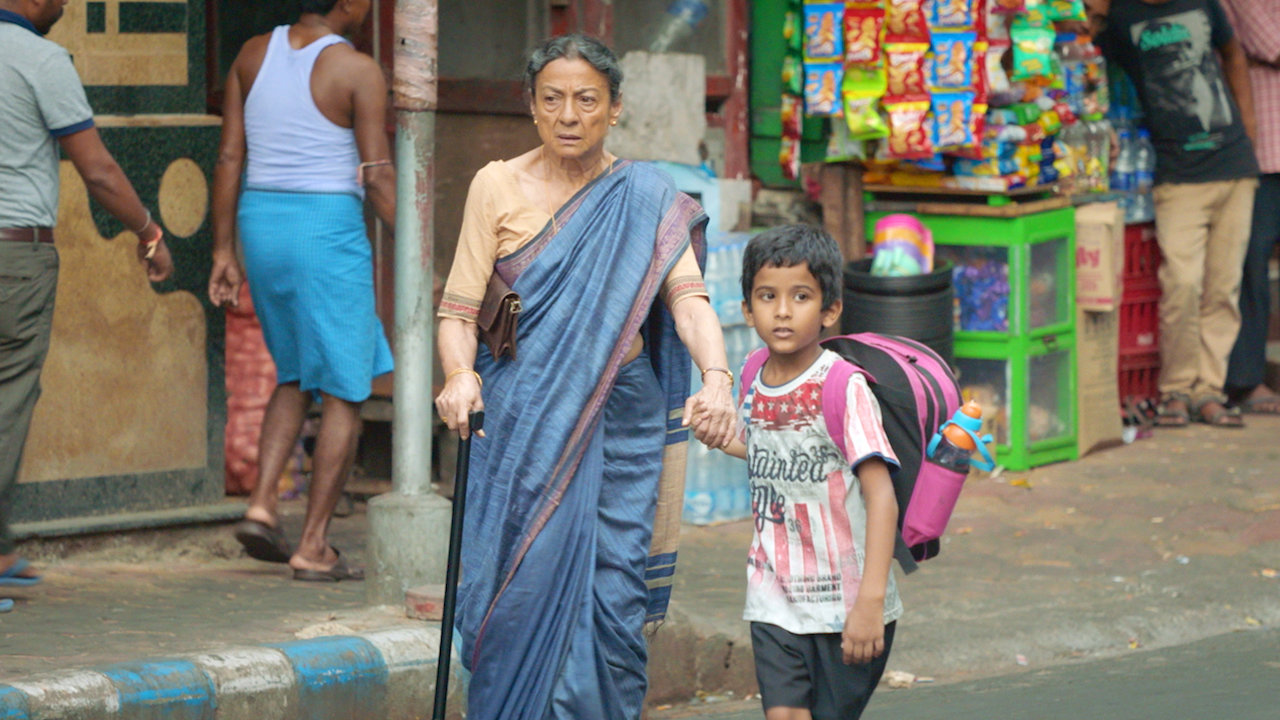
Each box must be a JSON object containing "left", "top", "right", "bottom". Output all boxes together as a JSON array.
[{"left": 704, "top": 224, "right": 902, "bottom": 719}]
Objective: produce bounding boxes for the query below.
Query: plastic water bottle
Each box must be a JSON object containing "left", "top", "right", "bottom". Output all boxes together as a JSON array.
[
  {"left": 649, "top": 0, "right": 709, "bottom": 53},
  {"left": 1131, "top": 128, "right": 1156, "bottom": 222},
  {"left": 1083, "top": 113, "right": 1112, "bottom": 192},
  {"left": 1111, "top": 125, "right": 1135, "bottom": 194},
  {"left": 928, "top": 400, "right": 983, "bottom": 472}
]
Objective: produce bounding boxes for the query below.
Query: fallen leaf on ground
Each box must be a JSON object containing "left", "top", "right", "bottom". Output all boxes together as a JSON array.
[
  {"left": 1150, "top": 517, "right": 1164, "bottom": 524},
  {"left": 1261, "top": 568, "right": 1277, "bottom": 579},
  {"left": 953, "top": 526, "right": 973, "bottom": 535},
  {"left": 1010, "top": 478, "right": 1032, "bottom": 489},
  {"left": 1245, "top": 617, "right": 1262, "bottom": 626}
]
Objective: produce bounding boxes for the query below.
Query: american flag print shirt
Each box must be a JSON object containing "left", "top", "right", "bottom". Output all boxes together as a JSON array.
[{"left": 738, "top": 350, "right": 904, "bottom": 634}]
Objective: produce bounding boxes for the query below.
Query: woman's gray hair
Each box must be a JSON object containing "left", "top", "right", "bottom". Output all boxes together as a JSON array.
[{"left": 524, "top": 34, "right": 623, "bottom": 102}]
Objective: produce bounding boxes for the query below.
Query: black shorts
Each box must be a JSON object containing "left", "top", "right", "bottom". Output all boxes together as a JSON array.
[{"left": 750, "top": 620, "right": 896, "bottom": 720}]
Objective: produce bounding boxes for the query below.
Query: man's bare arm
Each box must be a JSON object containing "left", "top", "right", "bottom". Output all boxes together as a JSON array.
[
  {"left": 58, "top": 127, "right": 173, "bottom": 281},
  {"left": 351, "top": 55, "right": 395, "bottom": 231}
]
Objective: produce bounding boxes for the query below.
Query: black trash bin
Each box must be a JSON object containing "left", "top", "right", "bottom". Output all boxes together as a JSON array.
[{"left": 841, "top": 258, "right": 955, "bottom": 368}]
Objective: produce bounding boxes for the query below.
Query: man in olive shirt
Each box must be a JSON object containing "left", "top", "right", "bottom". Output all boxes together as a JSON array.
[{"left": 0, "top": 0, "right": 173, "bottom": 612}]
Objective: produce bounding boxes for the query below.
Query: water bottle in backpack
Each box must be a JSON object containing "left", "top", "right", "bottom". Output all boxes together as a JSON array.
[{"left": 928, "top": 400, "right": 991, "bottom": 473}]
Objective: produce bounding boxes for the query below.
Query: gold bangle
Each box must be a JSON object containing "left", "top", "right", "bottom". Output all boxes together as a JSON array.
[
  {"left": 446, "top": 367, "right": 483, "bottom": 389},
  {"left": 702, "top": 366, "right": 734, "bottom": 386}
]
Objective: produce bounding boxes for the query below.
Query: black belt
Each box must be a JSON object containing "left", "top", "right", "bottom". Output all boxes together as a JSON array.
[{"left": 0, "top": 227, "right": 54, "bottom": 244}]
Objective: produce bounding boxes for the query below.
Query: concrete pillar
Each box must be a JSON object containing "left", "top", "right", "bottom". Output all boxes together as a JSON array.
[{"left": 367, "top": 0, "right": 451, "bottom": 606}]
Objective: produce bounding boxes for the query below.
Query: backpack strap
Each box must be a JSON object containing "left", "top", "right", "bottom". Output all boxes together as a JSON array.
[
  {"left": 820, "top": 359, "right": 857, "bottom": 461},
  {"left": 821, "top": 354, "right": 920, "bottom": 575},
  {"left": 739, "top": 347, "right": 770, "bottom": 400}
]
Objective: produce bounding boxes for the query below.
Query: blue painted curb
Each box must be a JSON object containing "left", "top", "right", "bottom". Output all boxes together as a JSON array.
[
  {"left": 268, "top": 636, "right": 391, "bottom": 720},
  {"left": 100, "top": 660, "right": 216, "bottom": 720},
  {"left": 0, "top": 627, "right": 444, "bottom": 720}
]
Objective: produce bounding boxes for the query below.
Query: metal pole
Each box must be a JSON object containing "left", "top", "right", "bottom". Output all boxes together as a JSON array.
[{"left": 367, "top": 0, "right": 451, "bottom": 606}]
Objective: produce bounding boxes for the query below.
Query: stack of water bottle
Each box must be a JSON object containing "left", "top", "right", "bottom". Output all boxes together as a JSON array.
[
  {"left": 1110, "top": 114, "right": 1156, "bottom": 224},
  {"left": 683, "top": 231, "right": 760, "bottom": 525}
]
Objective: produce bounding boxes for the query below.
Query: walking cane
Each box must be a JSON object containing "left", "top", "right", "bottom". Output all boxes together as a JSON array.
[{"left": 433, "top": 410, "right": 483, "bottom": 720}]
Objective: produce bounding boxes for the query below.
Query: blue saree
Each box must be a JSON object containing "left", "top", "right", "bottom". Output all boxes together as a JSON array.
[{"left": 458, "top": 161, "right": 707, "bottom": 720}]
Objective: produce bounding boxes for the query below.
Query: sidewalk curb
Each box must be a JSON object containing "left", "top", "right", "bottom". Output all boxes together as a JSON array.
[{"left": 0, "top": 627, "right": 459, "bottom": 720}]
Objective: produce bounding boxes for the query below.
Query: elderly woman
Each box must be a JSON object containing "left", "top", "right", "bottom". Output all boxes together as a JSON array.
[{"left": 434, "top": 34, "right": 737, "bottom": 720}]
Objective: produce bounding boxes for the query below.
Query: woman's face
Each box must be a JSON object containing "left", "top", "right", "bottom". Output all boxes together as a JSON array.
[{"left": 530, "top": 57, "right": 622, "bottom": 163}]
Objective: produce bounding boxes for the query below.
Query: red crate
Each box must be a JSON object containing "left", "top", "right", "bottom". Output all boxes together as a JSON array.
[
  {"left": 1123, "top": 222, "right": 1161, "bottom": 286},
  {"left": 1119, "top": 350, "right": 1160, "bottom": 404},
  {"left": 1119, "top": 286, "right": 1160, "bottom": 354}
]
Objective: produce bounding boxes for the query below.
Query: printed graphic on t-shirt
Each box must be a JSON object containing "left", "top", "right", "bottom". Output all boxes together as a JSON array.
[
  {"left": 739, "top": 351, "right": 902, "bottom": 634},
  {"left": 1131, "top": 10, "right": 1234, "bottom": 151}
]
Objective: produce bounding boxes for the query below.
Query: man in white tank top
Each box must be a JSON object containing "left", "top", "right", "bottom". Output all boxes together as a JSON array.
[{"left": 208, "top": 0, "right": 396, "bottom": 582}]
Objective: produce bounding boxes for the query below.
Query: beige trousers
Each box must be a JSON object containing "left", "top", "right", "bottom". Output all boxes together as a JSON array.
[{"left": 1152, "top": 177, "right": 1258, "bottom": 403}]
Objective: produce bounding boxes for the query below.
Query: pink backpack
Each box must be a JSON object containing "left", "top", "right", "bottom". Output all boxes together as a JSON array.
[{"left": 739, "top": 333, "right": 993, "bottom": 573}]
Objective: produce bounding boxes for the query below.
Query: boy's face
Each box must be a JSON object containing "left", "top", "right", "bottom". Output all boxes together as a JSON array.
[{"left": 742, "top": 262, "right": 842, "bottom": 360}]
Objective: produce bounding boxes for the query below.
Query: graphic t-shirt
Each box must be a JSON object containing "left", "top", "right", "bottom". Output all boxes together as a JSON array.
[
  {"left": 1099, "top": 0, "right": 1258, "bottom": 184},
  {"left": 738, "top": 350, "right": 903, "bottom": 634}
]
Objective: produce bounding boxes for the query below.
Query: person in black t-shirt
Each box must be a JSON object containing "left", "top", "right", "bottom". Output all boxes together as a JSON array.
[{"left": 1092, "top": 0, "right": 1259, "bottom": 428}]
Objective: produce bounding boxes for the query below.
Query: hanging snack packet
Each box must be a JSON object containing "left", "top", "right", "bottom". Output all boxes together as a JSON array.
[
  {"left": 844, "top": 6, "right": 886, "bottom": 66},
  {"left": 804, "top": 62, "right": 844, "bottom": 115},
  {"left": 886, "top": 0, "right": 930, "bottom": 43},
  {"left": 843, "top": 67, "right": 890, "bottom": 139},
  {"left": 781, "top": 93, "right": 804, "bottom": 139},
  {"left": 886, "top": 43, "right": 930, "bottom": 97},
  {"left": 974, "top": 0, "right": 989, "bottom": 38},
  {"left": 1046, "top": 0, "right": 1085, "bottom": 22},
  {"left": 804, "top": 3, "right": 845, "bottom": 61},
  {"left": 885, "top": 99, "right": 935, "bottom": 159},
  {"left": 782, "top": 53, "right": 804, "bottom": 96},
  {"left": 991, "top": 0, "right": 1025, "bottom": 14},
  {"left": 1011, "top": 25, "right": 1054, "bottom": 80},
  {"left": 784, "top": 8, "right": 804, "bottom": 54},
  {"left": 932, "top": 0, "right": 975, "bottom": 29},
  {"left": 827, "top": 116, "right": 868, "bottom": 162},
  {"left": 932, "top": 31, "right": 976, "bottom": 89},
  {"left": 779, "top": 135, "right": 801, "bottom": 181},
  {"left": 973, "top": 40, "right": 990, "bottom": 103},
  {"left": 1013, "top": 0, "right": 1050, "bottom": 28},
  {"left": 932, "top": 91, "right": 976, "bottom": 149}
]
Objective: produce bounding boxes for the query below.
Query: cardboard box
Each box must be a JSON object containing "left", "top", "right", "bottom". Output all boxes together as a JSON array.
[
  {"left": 1075, "top": 202, "right": 1125, "bottom": 311},
  {"left": 1077, "top": 307, "right": 1124, "bottom": 457}
]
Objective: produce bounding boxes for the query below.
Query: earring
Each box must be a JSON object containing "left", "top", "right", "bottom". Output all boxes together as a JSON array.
[
  {"left": 611, "top": 119, "right": 618, "bottom": 126},
  {"left": 533, "top": 119, "right": 538, "bottom": 125}
]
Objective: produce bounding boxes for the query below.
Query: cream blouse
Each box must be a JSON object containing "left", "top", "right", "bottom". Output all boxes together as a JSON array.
[{"left": 438, "top": 160, "right": 707, "bottom": 321}]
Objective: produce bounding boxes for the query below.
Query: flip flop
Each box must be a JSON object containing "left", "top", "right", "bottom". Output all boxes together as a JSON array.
[
  {"left": 0, "top": 599, "right": 13, "bottom": 613},
  {"left": 1239, "top": 394, "right": 1280, "bottom": 415},
  {"left": 233, "top": 519, "right": 294, "bottom": 564},
  {"left": 0, "top": 558, "right": 41, "bottom": 587},
  {"left": 1194, "top": 399, "right": 1245, "bottom": 429},
  {"left": 292, "top": 549, "right": 365, "bottom": 583}
]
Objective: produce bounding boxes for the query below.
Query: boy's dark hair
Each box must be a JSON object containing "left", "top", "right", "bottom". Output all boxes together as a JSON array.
[
  {"left": 298, "top": 0, "right": 340, "bottom": 14},
  {"left": 525, "top": 34, "right": 623, "bottom": 102},
  {"left": 742, "top": 224, "right": 844, "bottom": 310}
]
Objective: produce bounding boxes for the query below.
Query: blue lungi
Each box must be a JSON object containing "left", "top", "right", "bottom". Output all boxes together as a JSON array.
[{"left": 238, "top": 188, "right": 393, "bottom": 402}]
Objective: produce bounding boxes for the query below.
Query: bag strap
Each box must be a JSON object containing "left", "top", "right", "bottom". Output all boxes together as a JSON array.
[
  {"left": 821, "top": 350, "right": 920, "bottom": 574},
  {"left": 738, "top": 347, "right": 770, "bottom": 399}
]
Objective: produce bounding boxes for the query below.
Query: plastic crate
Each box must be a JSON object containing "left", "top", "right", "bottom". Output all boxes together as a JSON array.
[
  {"left": 1123, "top": 222, "right": 1161, "bottom": 295},
  {"left": 1119, "top": 286, "right": 1159, "bottom": 354},
  {"left": 1118, "top": 350, "right": 1160, "bottom": 404}
]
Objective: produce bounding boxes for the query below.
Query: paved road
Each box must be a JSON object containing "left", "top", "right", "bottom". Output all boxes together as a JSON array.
[{"left": 652, "top": 627, "right": 1280, "bottom": 719}]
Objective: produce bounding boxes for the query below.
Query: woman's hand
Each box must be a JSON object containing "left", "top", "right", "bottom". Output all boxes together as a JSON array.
[
  {"left": 684, "top": 372, "right": 736, "bottom": 450},
  {"left": 435, "top": 370, "right": 485, "bottom": 440}
]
